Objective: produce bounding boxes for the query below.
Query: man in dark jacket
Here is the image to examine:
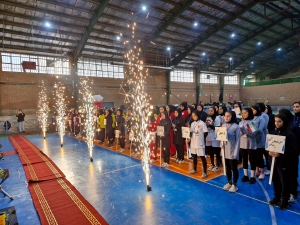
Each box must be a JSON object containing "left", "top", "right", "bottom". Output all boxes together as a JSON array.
[{"left": 16, "top": 109, "right": 25, "bottom": 133}]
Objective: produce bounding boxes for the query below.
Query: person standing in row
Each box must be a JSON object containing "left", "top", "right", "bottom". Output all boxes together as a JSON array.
[
  {"left": 264, "top": 104, "right": 275, "bottom": 175},
  {"left": 268, "top": 114, "right": 298, "bottom": 210},
  {"left": 105, "top": 109, "right": 114, "bottom": 148},
  {"left": 116, "top": 109, "right": 125, "bottom": 152},
  {"left": 196, "top": 104, "right": 208, "bottom": 123},
  {"left": 251, "top": 105, "right": 266, "bottom": 180},
  {"left": 180, "top": 102, "right": 188, "bottom": 120},
  {"left": 166, "top": 105, "right": 176, "bottom": 157},
  {"left": 218, "top": 105, "right": 227, "bottom": 126},
  {"left": 16, "top": 109, "right": 25, "bottom": 133},
  {"left": 293, "top": 101, "right": 300, "bottom": 128},
  {"left": 172, "top": 108, "right": 185, "bottom": 164},
  {"left": 160, "top": 111, "right": 172, "bottom": 168},
  {"left": 206, "top": 107, "right": 221, "bottom": 172},
  {"left": 187, "top": 110, "right": 208, "bottom": 178},
  {"left": 98, "top": 109, "right": 105, "bottom": 144},
  {"left": 73, "top": 109, "right": 81, "bottom": 136},
  {"left": 222, "top": 111, "right": 240, "bottom": 193},
  {"left": 239, "top": 108, "right": 258, "bottom": 184}
]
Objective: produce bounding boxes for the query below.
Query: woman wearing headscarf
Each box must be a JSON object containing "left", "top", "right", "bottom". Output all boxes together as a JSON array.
[
  {"left": 166, "top": 105, "right": 176, "bottom": 156},
  {"left": 159, "top": 111, "right": 172, "bottom": 168},
  {"left": 233, "top": 103, "right": 242, "bottom": 123},
  {"left": 197, "top": 104, "right": 208, "bottom": 123},
  {"left": 115, "top": 109, "right": 125, "bottom": 152},
  {"left": 278, "top": 108, "right": 300, "bottom": 204},
  {"left": 251, "top": 105, "right": 266, "bottom": 180},
  {"left": 239, "top": 108, "right": 258, "bottom": 184},
  {"left": 206, "top": 106, "right": 221, "bottom": 172},
  {"left": 187, "top": 110, "right": 208, "bottom": 178},
  {"left": 268, "top": 114, "right": 298, "bottom": 210},
  {"left": 105, "top": 109, "right": 114, "bottom": 148},
  {"left": 264, "top": 104, "right": 275, "bottom": 175},
  {"left": 172, "top": 108, "right": 186, "bottom": 163},
  {"left": 222, "top": 111, "right": 240, "bottom": 193},
  {"left": 218, "top": 105, "right": 227, "bottom": 126},
  {"left": 180, "top": 102, "right": 188, "bottom": 120},
  {"left": 98, "top": 109, "right": 105, "bottom": 144}
]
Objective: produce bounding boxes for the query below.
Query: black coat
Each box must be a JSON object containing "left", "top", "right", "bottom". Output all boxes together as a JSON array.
[
  {"left": 269, "top": 129, "right": 298, "bottom": 169},
  {"left": 16, "top": 113, "right": 25, "bottom": 122},
  {"left": 267, "top": 114, "right": 275, "bottom": 133},
  {"left": 115, "top": 115, "right": 125, "bottom": 134},
  {"left": 172, "top": 116, "right": 185, "bottom": 145},
  {"left": 159, "top": 118, "right": 172, "bottom": 150},
  {"left": 106, "top": 115, "right": 113, "bottom": 133},
  {"left": 198, "top": 111, "right": 208, "bottom": 123}
]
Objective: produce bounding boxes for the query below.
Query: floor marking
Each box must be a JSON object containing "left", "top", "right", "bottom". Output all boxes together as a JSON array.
[
  {"left": 256, "top": 178, "right": 277, "bottom": 225},
  {"left": 100, "top": 164, "right": 140, "bottom": 175}
]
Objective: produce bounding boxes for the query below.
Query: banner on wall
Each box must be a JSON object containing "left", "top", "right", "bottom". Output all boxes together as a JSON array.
[{"left": 229, "top": 94, "right": 233, "bottom": 101}]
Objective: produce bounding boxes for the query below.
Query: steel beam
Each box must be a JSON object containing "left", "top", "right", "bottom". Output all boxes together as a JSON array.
[{"left": 75, "top": 0, "right": 109, "bottom": 58}]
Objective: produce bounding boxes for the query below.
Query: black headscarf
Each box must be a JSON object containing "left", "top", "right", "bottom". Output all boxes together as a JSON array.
[
  {"left": 252, "top": 105, "right": 262, "bottom": 116},
  {"left": 197, "top": 104, "right": 204, "bottom": 112},
  {"left": 242, "top": 108, "right": 254, "bottom": 120},
  {"left": 219, "top": 105, "right": 227, "bottom": 116},
  {"left": 278, "top": 108, "right": 294, "bottom": 125},
  {"left": 167, "top": 105, "right": 175, "bottom": 114},
  {"left": 275, "top": 113, "right": 288, "bottom": 131},
  {"left": 208, "top": 106, "right": 217, "bottom": 121},
  {"left": 226, "top": 111, "right": 237, "bottom": 124},
  {"left": 174, "top": 108, "right": 182, "bottom": 117},
  {"left": 257, "top": 102, "right": 266, "bottom": 113},
  {"left": 265, "top": 105, "right": 273, "bottom": 115},
  {"left": 180, "top": 102, "right": 187, "bottom": 111},
  {"left": 161, "top": 110, "right": 170, "bottom": 121}
]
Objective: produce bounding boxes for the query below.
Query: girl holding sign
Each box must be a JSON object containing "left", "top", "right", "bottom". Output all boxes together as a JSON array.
[
  {"left": 239, "top": 108, "right": 258, "bottom": 184},
  {"left": 159, "top": 111, "right": 172, "bottom": 167},
  {"left": 187, "top": 111, "right": 208, "bottom": 178},
  {"left": 251, "top": 105, "right": 266, "bottom": 180},
  {"left": 222, "top": 111, "right": 240, "bottom": 193},
  {"left": 206, "top": 107, "right": 221, "bottom": 172},
  {"left": 172, "top": 108, "right": 186, "bottom": 164},
  {"left": 268, "top": 114, "right": 298, "bottom": 209}
]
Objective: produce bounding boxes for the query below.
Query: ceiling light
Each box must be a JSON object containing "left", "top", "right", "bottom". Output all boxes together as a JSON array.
[
  {"left": 229, "top": 57, "right": 232, "bottom": 61},
  {"left": 142, "top": 6, "right": 147, "bottom": 11},
  {"left": 202, "top": 52, "right": 205, "bottom": 56},
  {"left": 116, "top": 36, "right": 120, "bottom": 40},
  {"left": 277, "top": 48, "right": 281, "bottom": 51},
  {"left": 194, "top": 22, "right": 198, "bottom": 27},
  {"left": 45, "top": 22, "right": 51, "bottom": 27},
  {"left": 231, "top": 33, "right": 235, "bottom": 37},
  {"left": 251, "top": 61, "right": 254, "bottom": 64},
  {"left": 257, "top": 42, "right": 261, "bottom": 45},
  {"left": 167, "top": 47, "right": 171, "bottom": 51}
]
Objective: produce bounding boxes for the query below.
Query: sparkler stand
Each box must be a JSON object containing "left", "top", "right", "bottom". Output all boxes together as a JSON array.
[
  {"left": 0, "top": 169, "right": 13, "bottom": 200},
  {"left": 160, "top": 140, "right": 162, "bottom": 167}
]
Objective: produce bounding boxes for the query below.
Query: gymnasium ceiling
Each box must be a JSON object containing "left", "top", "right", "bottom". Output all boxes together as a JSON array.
[{"left": 0, "top": 0, "right": 300, "bottom": 79}]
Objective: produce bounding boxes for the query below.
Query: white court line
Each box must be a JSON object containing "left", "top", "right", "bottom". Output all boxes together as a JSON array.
[
  {"left": 100, "top": 164, "right": 140, "bottom": 175},
  {"left": 256, "top": 178, "right": 277, "bottom": 225},
  {"left": 205, "top": 181, "right": 300, "bottom": 216}
]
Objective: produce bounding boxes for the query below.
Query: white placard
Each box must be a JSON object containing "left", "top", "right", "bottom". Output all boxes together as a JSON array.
[
  {"left": 181, "top": 127, "right": 190, "bottom": 139},
  {"left": 104, "top": 119, "right": 107, "bottom": 125},
  {"left": 157, "top": 126, "right": 164, "bottom": 137},
  {"left": 215, "top": 127, "right": 228, "bottom": 141},
  {"left": 265, "top": 134, "right": 286, "bottom": 153},
  {"left": 232, "top": 107, "right": 241, "bottom": 115},
  {"left": 129, "top": 131, "right": 134, "bottom": 141},
  {"left": 115, "top": 130, "right": 120, "bottom": 138}
]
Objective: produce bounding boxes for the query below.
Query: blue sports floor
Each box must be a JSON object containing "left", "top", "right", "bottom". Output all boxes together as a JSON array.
[{"left": 1, "top": 133, "right": 300, "bottom": 225}]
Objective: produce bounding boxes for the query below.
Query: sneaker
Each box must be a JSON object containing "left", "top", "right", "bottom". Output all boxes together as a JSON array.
[
  {"left": 189, "top": 170, "right": 196, "bottom": 174},
  {"left": 269, "top": 198, "right": 281, "bottom": 206},
  {"left": 229, "top": 185, "right": 238, "bottom": 193},
  {"left": 164, "top": 163, "right": 169, "bottom": 168},
  {"left": 119, "top": 148, "right": 125, "bottom": 152},
  {"left": 212, "top": 166, "right": 220, "bottom": 172},
  {"left": 150, "top": 159, "right": 156, "bottom": 163},
  {"left": 178, "top": 160, "right": 185, "bottom": 164},
  {"left": 207, "top": 165, "right": 215, "bottom": 171},
  {"left": 222, "top": 183, "right": 232, "bottom": 191},
  {"left": 175, "top": 158, "right": 179, "bottom": 163},
  {"left": 241, "top": 176, "right": 249, "bottom": 182},
  {"left": 278, "top": 201, "right": 289, "bottom": 210},
  {"left": 248, "top": 177, "right": 256, "bottom": 184},
  {"left": 264, "top": 170, "right": 270, "bottom": 176},
  {"left": 131, "top": 152, "right": 137, "bottom": 156},
  {"left": 188, "top": 157, "right": 193, "bottom": 160},
  {"left": 108, "top": 145, "right": 113, "bottom": 148},
  {"left": 201, "top": 173, "right": 207, "bottom": 178},
  {"left": 161, "top": 162, "right": 166, "bottom": 167},
  {"left": 258, "top": 174, "right": 265, "bottom": 180},
  {"left": 289, "top": 194, "right": 298, "bottom": 204}
]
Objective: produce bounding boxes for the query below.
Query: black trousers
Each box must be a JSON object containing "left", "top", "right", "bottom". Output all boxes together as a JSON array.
[
  {"left": 241, "top": 148, "right": 257, "bottom": 170},
  {"left": 74, "top": 124, "right": 80, "bottom": 135},
  {"left": 192, "top": 154, "right": 207, "bottom": 173},
  {"left": 290, "top": 157, "right": 299, "bottom": 196},
  {"left": 99, "top": 129, "right": 105, "bottom": 142},
  {"left": 175, "top": 144, "right": 184, "bottom": 160},
  {"left": 225, "top": 159, "right": 239, "bottom": 185},
  {"left": 256, "top": 148, "right": 265, "bottom": 168},
  {"left": 107, "top": 130, "right": 114, "bottom": 145},
  {"left": 163, "top": 148, "right": 170, "bottom": 164},
  {"left": 118, "top": 133, "right": 125, "bottom": 148},
  {"left": 209, "top": 147, "right": 221, "bottom": 167},
  {"left": 263, "top": 150, "right": 270, "bottom": 170},
  {"left": 273, "top": 164, "right": 290, "bottom": 203}
]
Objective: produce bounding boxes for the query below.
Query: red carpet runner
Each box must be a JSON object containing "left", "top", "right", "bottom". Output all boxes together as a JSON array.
[{"left": 9, "top": 135, "right": 108, "bottom": 225}]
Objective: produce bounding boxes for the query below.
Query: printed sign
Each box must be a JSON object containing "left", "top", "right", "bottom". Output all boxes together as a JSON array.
[
  {"left": 215, "top": 127, "right": 228, "bottom": 141},
  {"left": 265, "top": 134, "right": 286, "bottom": 154},
  {"left": 157, "top": 126, "right": 164, "bottom": 137},
  {"left": 232, "top": 107, "right": 241, "bottom": 116},
  {"left": 129, "top": 131, "right": 134, "bottom": 141},
  {"left": 115, "top": 130, "right": 120, "bottom": 138},
  {"left": 182, "top": 127, "right": 190, "bottom": 139}
]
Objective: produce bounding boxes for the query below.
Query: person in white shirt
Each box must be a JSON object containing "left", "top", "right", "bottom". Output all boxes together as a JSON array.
[{"left": 187, "top": 110, "right": 208, "bottom": 178}]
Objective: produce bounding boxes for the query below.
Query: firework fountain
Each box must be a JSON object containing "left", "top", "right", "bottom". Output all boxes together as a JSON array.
[
  {"left": 80, "top": 79, "right": 95, "bottom": 162},
  {"left": 55, "top": 83, "right": 67, "bottom": 147},
  {"left": 37, "top": 81, "right": 50, "bottom": 139},
  {"left": 125, "top": 22, "right": 152, "bottom": 191}
]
